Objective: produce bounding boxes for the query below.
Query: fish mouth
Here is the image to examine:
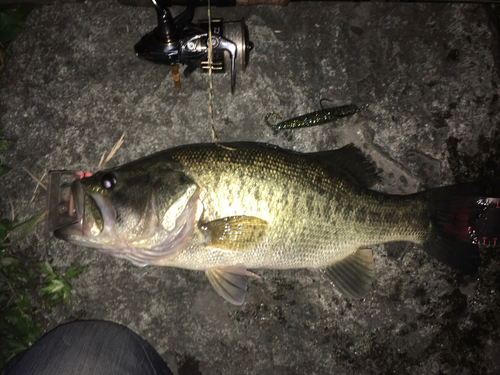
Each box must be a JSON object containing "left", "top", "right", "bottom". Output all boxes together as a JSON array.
[
  {"left": 54, "top": 180, "right": 85, "bottom": 240},
  {"left": 54, "top": 179, "right": 110, "bottom": 241},
  {"left": 71, "top": 179, "right": 85, "bottom": 223}
]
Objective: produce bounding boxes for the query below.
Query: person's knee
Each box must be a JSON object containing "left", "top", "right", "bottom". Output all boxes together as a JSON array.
[
  {"left": 2, "top": 320, "right": 173, "bottom": 375},
  {"left": 51, "top": 320, "right": 139, "bottom": 347}
]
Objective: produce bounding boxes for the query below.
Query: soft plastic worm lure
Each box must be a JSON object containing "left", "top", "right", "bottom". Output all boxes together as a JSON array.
[{"left": 265, "top": 102, "right": 367, "bottom": 130}]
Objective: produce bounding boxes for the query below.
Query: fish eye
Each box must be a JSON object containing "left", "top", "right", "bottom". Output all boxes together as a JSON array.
[{"left": 101, "top": 173, "right": 117, "bottom": 190}]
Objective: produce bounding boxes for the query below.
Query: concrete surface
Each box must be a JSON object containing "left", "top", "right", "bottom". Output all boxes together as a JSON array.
[{"left": 1, "top": 1, "right": 500, "bottom": 374}]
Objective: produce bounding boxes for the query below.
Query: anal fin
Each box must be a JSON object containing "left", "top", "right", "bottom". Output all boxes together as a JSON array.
[
  {"left": 322, "top": 248, "right": 375, "bottom": 299},
  {"left": 206, "top": 265, "right": 259, "bottom": 305}
]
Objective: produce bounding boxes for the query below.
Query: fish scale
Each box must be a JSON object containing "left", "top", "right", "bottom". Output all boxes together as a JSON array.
[
  {"left": 54, "top": 142, "right": 484, "bottom": 304},
  {"left": 152, "top": 144, "right": 428, "bottom": 270}
]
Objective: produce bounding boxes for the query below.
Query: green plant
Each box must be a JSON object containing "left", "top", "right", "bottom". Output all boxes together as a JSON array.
[
  {"left": 0, "top": 215, "right": 87, "bottom": 368},
  {"left": 0, "top": 126, "right": 11, "bottom": 177},
  {"left": 0, "top": 4, "right": 33, "bottom": 72},
  {"left": 0, "top": 128, "right": 87, "bottom": 368}
]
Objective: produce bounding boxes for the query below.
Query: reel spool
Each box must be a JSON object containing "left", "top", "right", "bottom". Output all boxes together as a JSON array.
[{"left": 134, "top": 0, "right": 253, "bottom": 92}]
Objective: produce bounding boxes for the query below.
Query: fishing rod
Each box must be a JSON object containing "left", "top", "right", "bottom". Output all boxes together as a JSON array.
[{"left": 118, "top": 0, "right": 498, "bottom": 6}]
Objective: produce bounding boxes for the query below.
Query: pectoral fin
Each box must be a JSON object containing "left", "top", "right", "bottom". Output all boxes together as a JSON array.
[
  {"left": 322, "top": 248, "right": 375, "bottom": 299},
  {"left": 201, "top": 216, "right": 268, "bottom": 251},
  {"left": 206, "top": 265, "right": 259, "bottom": 305}
]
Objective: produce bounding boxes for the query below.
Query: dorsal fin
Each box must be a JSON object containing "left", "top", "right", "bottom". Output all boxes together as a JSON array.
[{"left": 307, "top": 144, "right": 380, "bottom": 188}]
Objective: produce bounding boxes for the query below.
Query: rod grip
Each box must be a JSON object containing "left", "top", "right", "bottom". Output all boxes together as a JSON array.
[
  {"left": 117, "top": 0, "right": 156, "bottom": 6},
  {"left": 235, "top": 0, "right": 290, "bottom": 4},
  {"left": 116, "top": 0, "right": 289, "bottom": 6}
]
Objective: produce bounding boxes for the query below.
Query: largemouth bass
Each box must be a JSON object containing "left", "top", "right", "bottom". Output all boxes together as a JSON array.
[{"left": 53, "top": 143, "right": 483, "bottom": 305}]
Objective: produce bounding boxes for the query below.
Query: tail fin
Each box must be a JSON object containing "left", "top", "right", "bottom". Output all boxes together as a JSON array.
[{"left": 422, "top": 183, "right": 488, "bottom": 275}]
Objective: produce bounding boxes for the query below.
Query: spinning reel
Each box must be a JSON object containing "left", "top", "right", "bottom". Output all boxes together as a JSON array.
[{"left": 134, "top": 0, "right": 253, "bottom": 92}]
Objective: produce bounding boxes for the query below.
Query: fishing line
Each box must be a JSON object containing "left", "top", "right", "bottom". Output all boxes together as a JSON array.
[
  {"left": 207, "top": 0, "right": 218, "bottom": 144},
  {"left": 207, "top": 2, "right": 235, "bottom": 150}
]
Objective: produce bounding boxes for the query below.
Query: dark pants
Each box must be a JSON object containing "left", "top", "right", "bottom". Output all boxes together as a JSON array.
[{"left": 1, "top": 321, "right": 173, "bottom": 375}]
